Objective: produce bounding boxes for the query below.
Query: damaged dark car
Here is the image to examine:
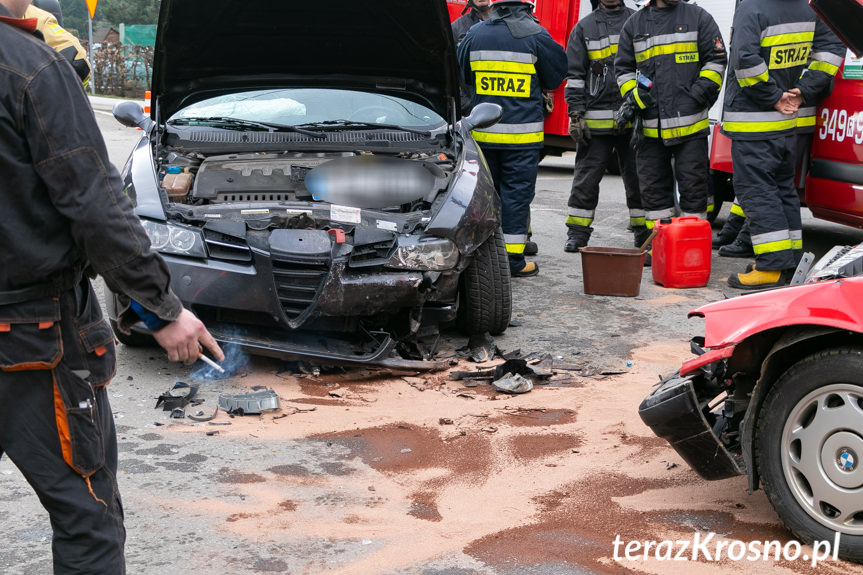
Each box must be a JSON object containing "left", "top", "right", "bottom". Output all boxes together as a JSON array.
[{"left": 107, "top": 0, "right": 511, "bottom": 367}]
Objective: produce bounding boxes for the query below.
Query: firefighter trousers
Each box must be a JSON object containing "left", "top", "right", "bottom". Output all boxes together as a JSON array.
[
  {"left": 636, "top": 136, "right": 709, "bottom": 225},
  {"left": 567, "top": 133, "right": 643, "bottom": 230},
  {"left": 0, "top": 279, "right": 125, "bottom": 574},
  {"left": 482, "top": 147, "right": 541, "bottom": 272},
  {"left": 731, "top": 135, "right": 801, "bottom": 271}
]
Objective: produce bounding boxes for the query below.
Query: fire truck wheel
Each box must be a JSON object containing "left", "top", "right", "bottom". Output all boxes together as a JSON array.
[{"left": 756, "top": 347, "right": 863, "bottom": 563}]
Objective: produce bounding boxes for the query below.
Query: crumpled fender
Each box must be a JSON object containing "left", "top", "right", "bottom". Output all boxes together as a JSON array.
[{"left": 688, "top": 277, "right": 863, "bottom": 348}]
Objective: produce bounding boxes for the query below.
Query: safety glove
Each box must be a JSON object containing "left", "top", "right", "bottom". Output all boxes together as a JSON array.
[{"left": 569, "top": 112, "right": 591, "bottom": 145}]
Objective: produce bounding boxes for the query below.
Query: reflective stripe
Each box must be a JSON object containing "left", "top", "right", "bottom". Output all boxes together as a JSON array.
[
  {"left": 722, "top": 110, "right": 796, "bottom": 133},
  {"left": 730, "top": 203, "right": 746, "bottom": 217},
  {"left": 809, "top": 60, "right": 839, "bottom": 75},
  {"left": 634, "top": 31, "right": 699, "bottom": 50},
  {"left": 753, "top": 238, "right": 792, "bottom": 254},
  {"left": 635, "top": 42, "right": 699, "bottom": 64},
  {"left": 810, "top": 51, "right": 844, "bottom": 67},
  {"left": 584, "top": 110, "right": 617, "bottom": 130},
  {"left": 760, "top": 22, "right": 815, "bottom": 45},
  {"left": 629, "top": 209, "right": 645, "bottom": 218},
  {"left": 700, "top": 69, "right": 723, "bottom": 87},
  {"left": 629, "top": 216, "right": 646, "bottom": 227},
  {"left": 470, "top": 50, "right": 537, "bottom": 64},
  {"left": 586, "top": 37, "right": 620, "bottom": 60},
  {"left": 569, "top": 208, "right": 595, "bottom": 218},
  {"left": 476, "top": 121, "right": 544, "bottom": 134},
  {"left": 618, "top": 74, "right": 636, "bottom": 96},
  {"left": 797, "top": 107, "right": 816, "bottom": 129},
  {"left": 646, "top": 208, "right": 676, "bottom": 223},
  {"left": 790, "top": 230, "right": 803, "bottom": 250},
  {"left": 642, "top": 117, "right": 659, "bottom": 138},
  {"left": 680, "top": 211, "right": 707, "bottom": 220},
  {"left": 471, "top": 60, "right": 537, "bottom": 74},
  {"left": 706, "top": 203, "right": 715, "bottom": 213},
  {"left": 633, "top": 88, "right": 647, "bottom": 109},
  {"left": 567, "top": 78, "right": 585, "bottom": 89},
  {"left": 566, "top": 216, "right": 593, "bottom": 227},
  {"left": 659, "top": 111, "right": 709, "bottom": 139},
  {"left": 736, "top": 62, "right": 769, "bottom": 87},
  {"left": 473, "top": 131, "right": 544, "bottom": 144},
  {"left": 504, "top": 233, "right": 527, "bottom": 254},
  {"left": 470, "top": 50, "right": 537, "bottom": 74}
]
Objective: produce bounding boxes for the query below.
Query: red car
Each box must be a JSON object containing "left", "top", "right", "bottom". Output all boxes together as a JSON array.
[{"left": 639, "top": 0, "right": 863, "bottom": 562}]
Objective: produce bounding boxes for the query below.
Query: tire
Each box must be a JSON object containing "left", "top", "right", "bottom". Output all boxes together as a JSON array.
[
  {"left": 458, "top": 227, "right": 512, "bottom": 336},
  {"left": 110, "top": 318, "right": 156, "bottom": 347},
  {"left": 755, "top": 347, "right": 863, "bottom": 563}
]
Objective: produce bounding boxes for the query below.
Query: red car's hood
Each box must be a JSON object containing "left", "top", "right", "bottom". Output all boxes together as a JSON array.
[{"left": 689, "top": 276, "right": 863, "bottom": 348}]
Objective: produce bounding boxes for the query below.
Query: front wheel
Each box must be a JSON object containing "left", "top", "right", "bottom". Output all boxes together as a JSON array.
[
  {"left": 756, "top": 347, "right": 863, "bottom": 563},
  {"left": 457, "top": 227, "right": 512, "bottom": 336}
]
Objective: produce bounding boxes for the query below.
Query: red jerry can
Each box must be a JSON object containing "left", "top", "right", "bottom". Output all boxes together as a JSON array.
[{"left": 652, "top": 217, "right": 712, "bottom": 288}]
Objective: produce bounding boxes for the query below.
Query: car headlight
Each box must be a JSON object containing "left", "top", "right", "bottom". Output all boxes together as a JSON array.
[
  {"left": 386, "top": 236, "right": 459, "bottom": 271},
  {"left": 140, "top": 219, "right": 206, "bottom": 258}
]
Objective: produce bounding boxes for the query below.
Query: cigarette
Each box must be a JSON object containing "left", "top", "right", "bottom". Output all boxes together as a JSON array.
[{"left": 198, "top": 353, "right": 225, "bottom": 373}]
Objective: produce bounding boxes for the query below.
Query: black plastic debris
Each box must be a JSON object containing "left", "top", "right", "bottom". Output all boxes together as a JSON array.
[
  {"left": 170, "top": 407, "right": 185, "bottom": 418},
  {"left": 155, "top": 382, "right": 199, "bottom": 411},
  {"left": 218, "top": 389, "right": 280, "bottom": 415}
]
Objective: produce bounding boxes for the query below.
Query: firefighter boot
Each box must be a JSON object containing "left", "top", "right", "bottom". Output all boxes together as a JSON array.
[
  {"left": 712, "top": 213, "right": 745, "bottom": 249},
  {"left": 511, "top": 261, "right": 540, "bottom": 278},
  {"left": 727, "top": 266, "right": 792, "bottom": 290},
  {"left": 633, "top": 226, "right": 652, "bottom": 250},
  {"left": 718, "top": 237, "right": 755, "bottom": 258},
  {"left": 564, "top": 225, "right": 592, "bottom": 253}
]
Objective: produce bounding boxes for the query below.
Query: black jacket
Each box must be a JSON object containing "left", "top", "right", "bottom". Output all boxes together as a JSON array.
[
  {"left": 615, "top": 1, "right": 727, "bottom": 145},
  {"left": 721, "top": 0, "right": 844, "bottom": 140},
  {"left": 565, "top": 6, "right": 635, "bottom": 135},
  {"left": 457, "top": 6, "right": 567, "bottom": 149},
  {"left": 0, "top": 6, "right": 181, "bottom": 324}
]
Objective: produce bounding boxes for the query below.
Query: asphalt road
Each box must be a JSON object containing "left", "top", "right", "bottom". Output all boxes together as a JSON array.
[{"left": 1, "top": 106, "right": 862, "bottom": 574}]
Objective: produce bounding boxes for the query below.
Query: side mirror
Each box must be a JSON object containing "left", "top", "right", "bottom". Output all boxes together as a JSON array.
[
  {"left": 459, "top": 102, "right": 503, "bottom": 132},
  {"left": 113, "top": 100, "right": 154, "bottom": 132}
]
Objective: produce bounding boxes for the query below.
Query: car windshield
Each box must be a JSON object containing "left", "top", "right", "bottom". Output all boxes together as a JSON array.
[{"left": 170, "top": 88, "right": 445, "bottom": 129}]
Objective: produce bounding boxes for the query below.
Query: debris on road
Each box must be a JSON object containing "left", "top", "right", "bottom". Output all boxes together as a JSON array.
[
  {"left": 218, "top": 389, "right": 280, "bottom": 415},
  {"left": 155, "top": 382, "right": 199, "bottom": 411},
  {"left": 492, "top": 372, "right": 533, "bottom": 394}
]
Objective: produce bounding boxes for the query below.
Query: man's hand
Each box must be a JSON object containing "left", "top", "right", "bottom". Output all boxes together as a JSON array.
[
  {"left": 569, "top": 113, "right": 591, "bottom": 145},
  {"left": 774, "top": 91, "right": 801, "bottom": 114},
  {"left": 152, "top": 308, "right": 225, "bottom": 364}
]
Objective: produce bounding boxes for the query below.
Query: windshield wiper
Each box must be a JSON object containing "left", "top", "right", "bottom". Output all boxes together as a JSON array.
[
  {"left": 296, "top": 119, "right": 432, "bottom": 136},
  {"left": 168, "top": 116, "right": 325, "bottom": 138}
]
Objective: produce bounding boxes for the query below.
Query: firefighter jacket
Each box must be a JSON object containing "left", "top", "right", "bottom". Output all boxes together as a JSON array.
[
  {"left": 565, "top": 6, "right": 635, "bottom": 135},
  {"left": 457, "top": 12, "right": 567, "bottom": 149},
  {"left": 24, "top": 4, "right": 91, "bottom": 85},
  {"left": 615, "top": 1, "right": 727, "bottom": 145},
  {"left": 721, "top": 0, "right": 844, "bottom": 140},
  {"left": 452, "top": 9, "right": 483, "bottom": 46},
  {"left": 0, "top": 10, "right": 182, "bottom": 324}
]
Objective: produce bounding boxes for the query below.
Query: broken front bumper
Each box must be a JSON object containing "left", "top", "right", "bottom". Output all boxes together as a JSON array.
[{"left": 638, "top": 372, "right": 743, "bottom": 480}]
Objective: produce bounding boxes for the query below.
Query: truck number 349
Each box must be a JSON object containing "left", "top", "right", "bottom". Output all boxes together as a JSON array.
[{"left": 818, "top": 107, "right": 863, "bottom": 145}]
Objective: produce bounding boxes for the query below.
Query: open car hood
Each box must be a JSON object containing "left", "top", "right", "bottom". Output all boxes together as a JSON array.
[
  {"left": 810, "top": 0, "right": 863, "bottom": 56},
  {"left": 688, "top": 277, "right": 863, "bottom": 349},
  {"left": 152, "top": 0, "right": 459, "bottom": 122}
]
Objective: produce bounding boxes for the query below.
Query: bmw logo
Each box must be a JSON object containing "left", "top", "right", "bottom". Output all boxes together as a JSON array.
[{"left": 838, "top": 448, "right": 858, "bottom": 472}]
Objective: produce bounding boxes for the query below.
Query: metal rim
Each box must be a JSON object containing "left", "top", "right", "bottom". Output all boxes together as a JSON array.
[{"left": 781, "top": 383, "right": 863, "bottom": 535}]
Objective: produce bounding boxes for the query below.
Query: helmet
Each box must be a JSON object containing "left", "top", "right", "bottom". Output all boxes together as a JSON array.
[{"left": 489, "top": 0, "right": 536, "bottom": 8}]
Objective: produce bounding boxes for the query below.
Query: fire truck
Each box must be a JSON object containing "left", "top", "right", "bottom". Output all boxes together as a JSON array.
[{"left": 446, "top": 0, "right": 583, "bottom": 155}]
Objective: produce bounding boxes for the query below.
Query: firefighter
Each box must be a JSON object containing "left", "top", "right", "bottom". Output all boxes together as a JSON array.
[
  {"left": 615, "top": 0, "right": 727, "bottom": 233},
  {"left": 452, "top": 0, "right": 491, "bottom": 46},
  {"left": 722, "top": 0, "right": 844, "bottom": 289},
  {"left": 563, "top": 0, "right": 648, "bottom": 252},
  {"left": 25, "top": 2, "right": 90, "bottom": 85},
  {"left": 457, "top": 0, "right": 567, "bottom": 277}
]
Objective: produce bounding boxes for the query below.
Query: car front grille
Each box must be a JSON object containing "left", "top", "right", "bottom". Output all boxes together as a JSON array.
[
  {"left": 203, "top": 230, "right": 252, "bottom": 262},
  {"left": 271, "top": 254, "right": 330, "bottom": 323}
]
